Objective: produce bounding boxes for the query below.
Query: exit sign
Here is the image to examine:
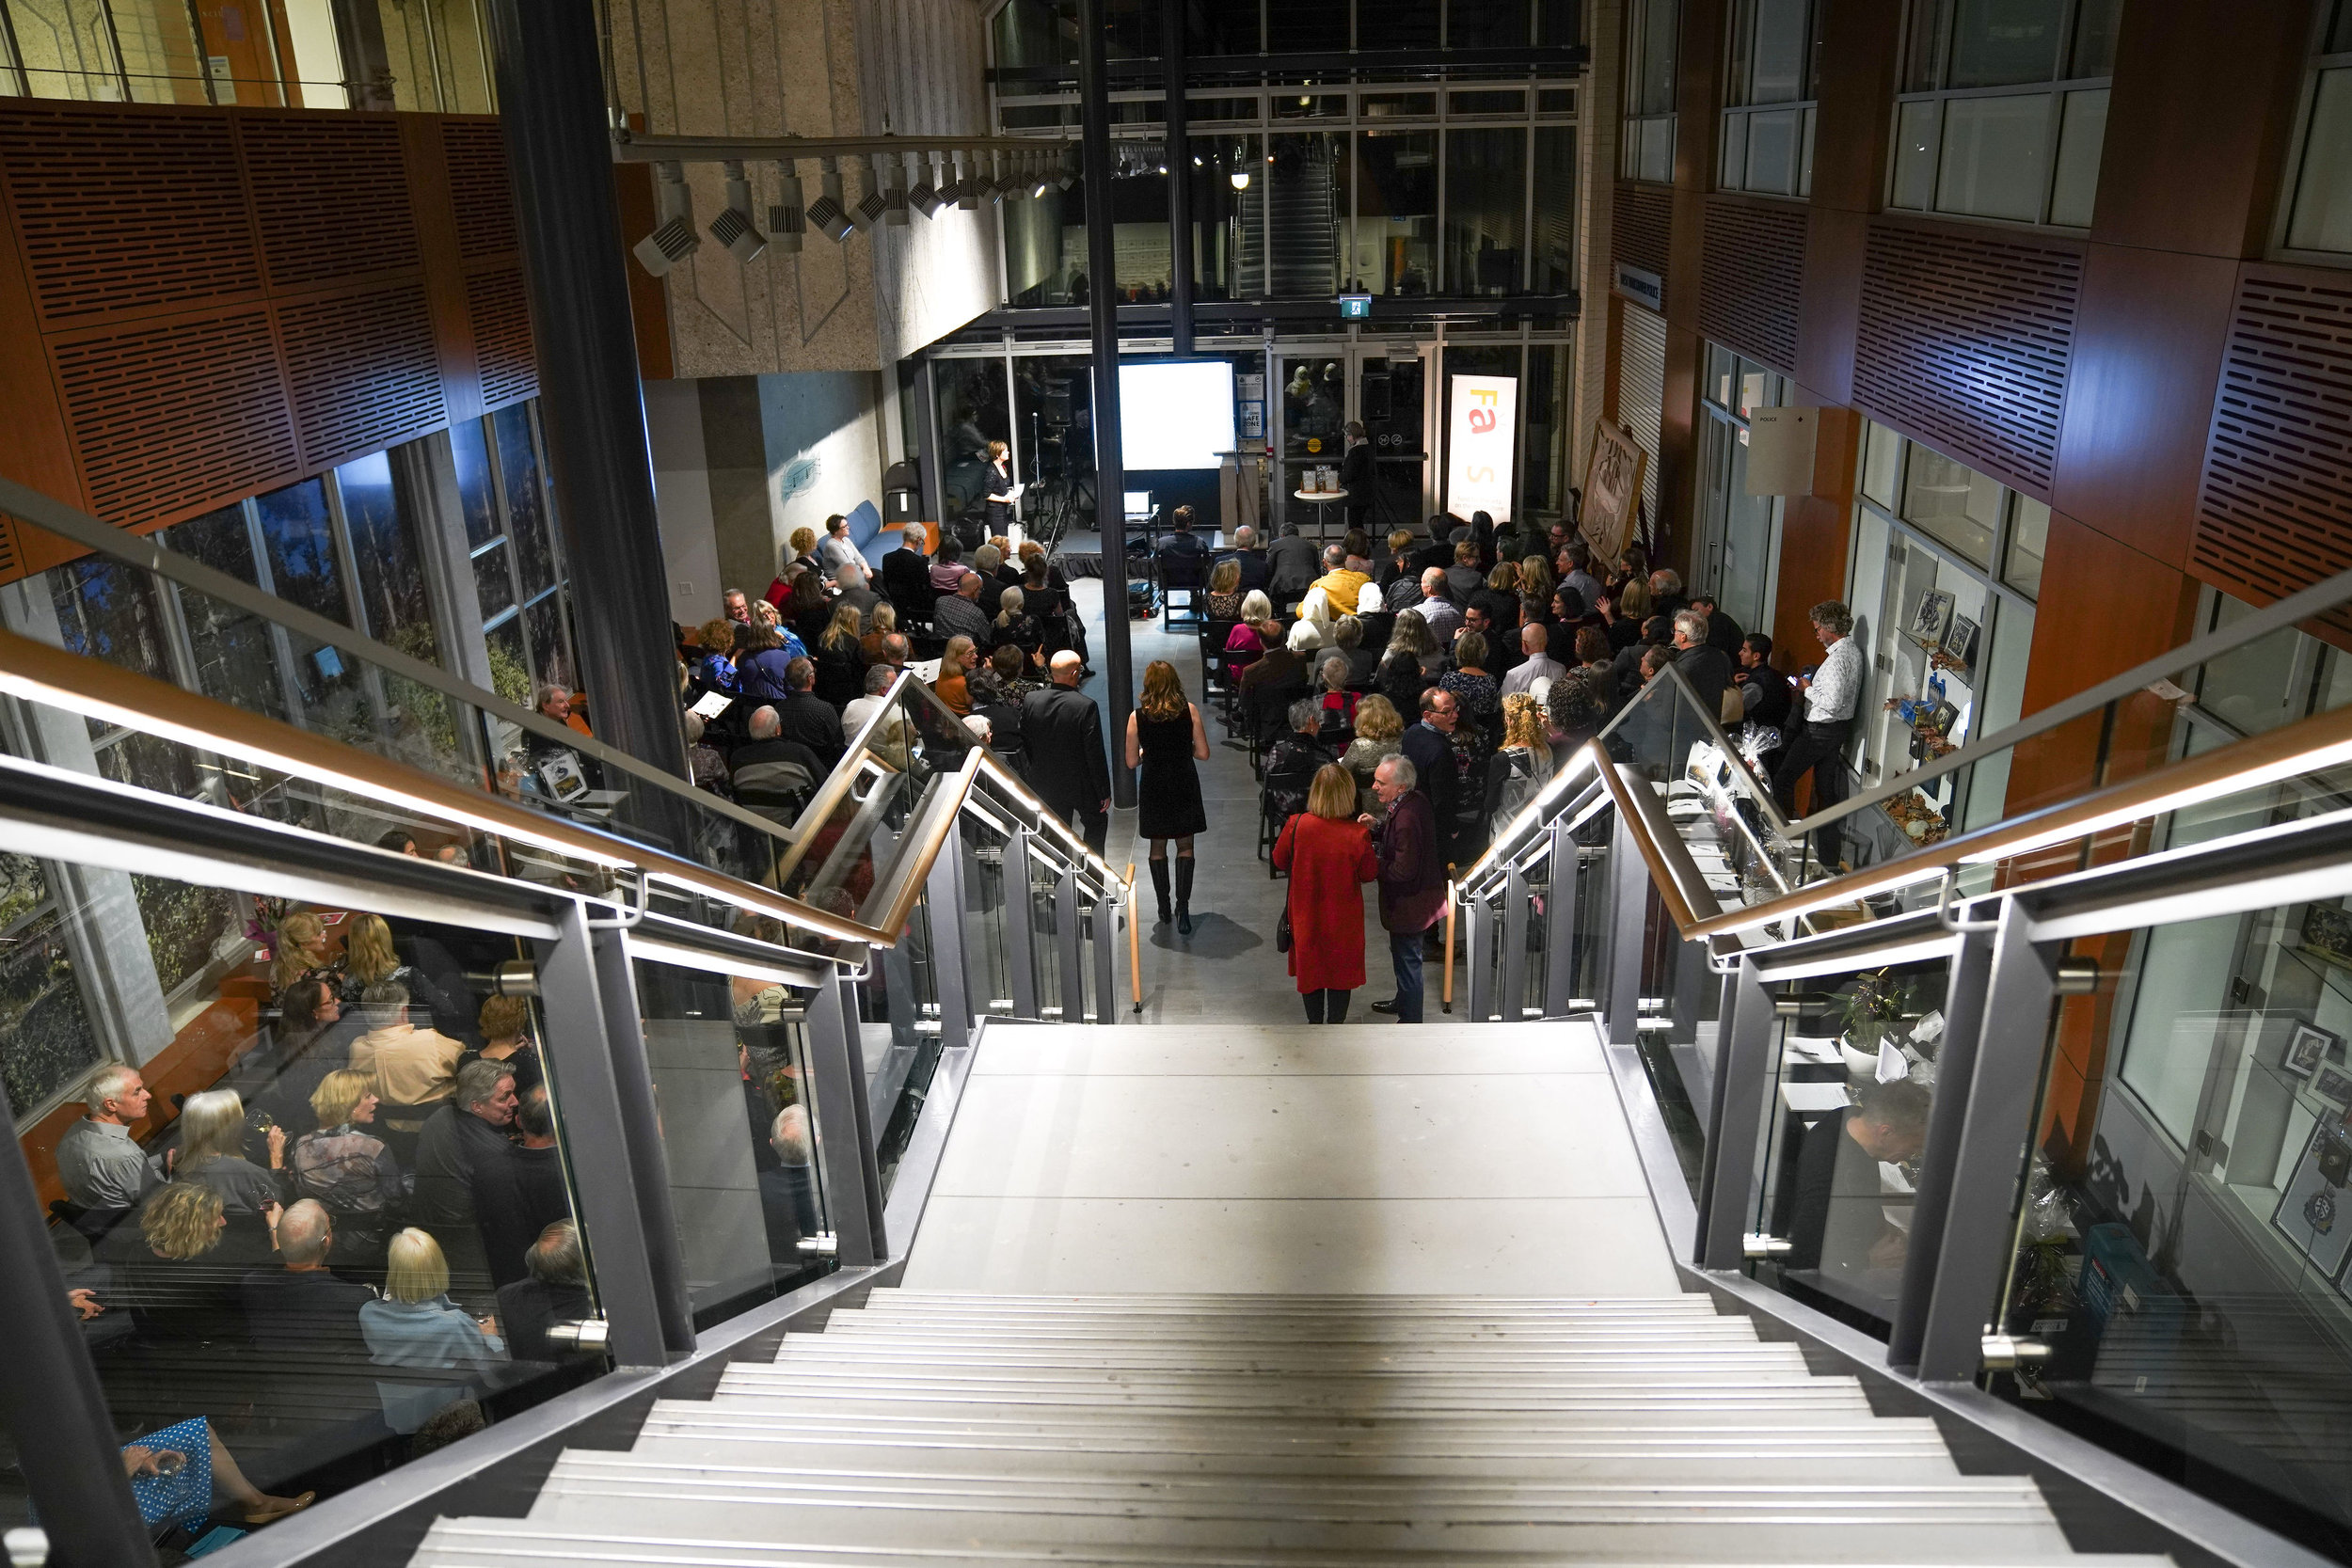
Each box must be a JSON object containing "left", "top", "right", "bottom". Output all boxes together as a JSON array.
[{"left": 1337, "top": 293, "right": 1373, "bottom": 319}]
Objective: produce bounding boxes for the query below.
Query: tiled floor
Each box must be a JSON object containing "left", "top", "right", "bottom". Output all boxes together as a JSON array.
[{"left": 905, "top": 1022, "right": 1679, "bottom": 1295}]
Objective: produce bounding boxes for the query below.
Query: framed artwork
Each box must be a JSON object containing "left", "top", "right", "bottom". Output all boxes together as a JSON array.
[
  {"left": 2314, "top": 1065, "right": 2352, "bottom": 1112},
  {"left": 2272, "top": 1120, "right": 2352, "bottom": 1280},
  {"left": 1943, "top": 615, "right": 1980, "bottom": 673},
  {"left": 1910, "top": 589, "right": 1956, "bottom": 645},
  {"left": 1931, "top": 701, "right": 1962, "bottom": 736},
  {"left": 2303, "top": 903, "right": 2352, "bottom": 969},
  {"left": 2286, "top": 1022, "right": 2341, "bottom": 1079}
]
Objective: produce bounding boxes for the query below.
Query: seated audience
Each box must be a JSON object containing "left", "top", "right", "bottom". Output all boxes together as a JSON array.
[
  {"left": 56, "top": 1064, "right": 157, "bottom": 1214},
  {"left": 934, "top": 636, "right": 977, "bottom": 716},
  {"left": 1203, "top": 558, "right": 1246, "bottom": 620},
  {"left": 240, "top": 1198, "right": 374, "bottom": 1355},
  {"left": 497, "top": 1219, "right": 594, "bottom": 1362},
  {"left": 349, "top": 980, "right": 464, "bottom": 1155},
  {"left": 729, "top": 705, "right": 827, "bottom": 823},
  {"left": 933, "top": 570, "right": 993, "bottom": 647},
  {"left": 361, "top": 1227, "right": 509, "bottom": 1433},
  {"left": 409, "top": 1058, "right": 520, "bottom": 1297},
  {"left": 172, "top": 1088, "right": 283, "bottom": 1215},
  {"left": 1263, "top": 699, "right": 1332, "bottom": 824},
  {"left": 289, "top": 1067, "right": 405, "bottom": 1270},
  {"left": 1342, "top": 693, "right": 1406, "bottom": 815},
  {"left": 771, "top": 657, "right": 847, "bottom": 767}
]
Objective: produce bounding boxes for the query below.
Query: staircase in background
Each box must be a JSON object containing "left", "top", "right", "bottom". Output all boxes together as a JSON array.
[
  {"left": 412, "top": 1289, "right": 2173, "bottom": 1565},
  {"left": 1267, "top": 142, "right": 1340, "bottom": 298}
]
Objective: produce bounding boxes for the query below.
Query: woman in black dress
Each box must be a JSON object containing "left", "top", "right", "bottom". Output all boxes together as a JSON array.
[{"left": 1123, "top": 659, "right": 1211, "bottom": 934}]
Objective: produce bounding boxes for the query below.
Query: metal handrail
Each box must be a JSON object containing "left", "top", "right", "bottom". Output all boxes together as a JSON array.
[
  {"left": 1597, "top": 657, "right": 1794, "bottom": 834},
  {"left": 1783, "top": 563, "right": 2352, "bottom": 839},
  {"left": 0, "top": 476, "right": 805, "bottom": 853}
]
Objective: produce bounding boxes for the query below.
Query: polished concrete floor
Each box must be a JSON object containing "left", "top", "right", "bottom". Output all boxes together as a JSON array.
[{"left": 904, "top": 1022, "right": 1680, "bottom": 1295}]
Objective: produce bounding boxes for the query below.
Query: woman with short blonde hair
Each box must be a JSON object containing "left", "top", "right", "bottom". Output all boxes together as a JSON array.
[
  {"left": 343, "top": 913, "right": 398, "bottom": 990},
  {"left": 1205, "top": 558, "right": 1245, "bottom": 620},
  {"left": 308, "top": 1069, "right": 378, "bottom": 1131},
  {"left": 1306, "top": 762, "right": 1358, "bottom": 820},
  {"left": 1341, "top": 693, "right": 1406, "bottom": 814},
  {"left": 384, "top": 1227, "right": 450, "bottom": 1302}
]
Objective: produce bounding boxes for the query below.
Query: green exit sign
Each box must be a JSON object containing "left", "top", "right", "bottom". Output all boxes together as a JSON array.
[{"left": 1337, "top": 293, "right": 1373, "bottom": 319}]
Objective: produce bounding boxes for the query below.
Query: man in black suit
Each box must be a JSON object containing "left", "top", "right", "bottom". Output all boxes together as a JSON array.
[
  {"left": 1222, "top": 525, "right": 1270, "bottom": 594},
  {"left": 497, "top": 1219, "right": 595, "bottom": 1362},
  {"left": 1338, "top": 421, "right": 1375, "bottom": 536},
  {"left": 1020, "top": 651, "right": 1112, "bottom": 852},
  {"left": 1156, "top": 504, "right": 1210, "bottom": 572},
  {"left": 771, "top": 657, "right": 846, "bottom": 767},
  {"left": 1691, "top": 593, "right": 1743, "bottom": 655},
  {"left": 240, "top": 1200, "right": 373, "bottom": 1355},
  {"left": 1266, "top": 523, "right": 1320, "bottom": 610},
  {"left": 1671, "top": 609, "right": 1733, "bottom": 721},
  {"left": 882, "top": 530, "right": 933, "bottom": 626}
]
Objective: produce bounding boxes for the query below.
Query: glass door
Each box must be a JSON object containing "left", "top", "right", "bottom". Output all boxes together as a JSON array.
[
  {"left": 1275, "top": 347, "right": 1349, "bottom": 537},
  {"left": 1356, "top": 349, "right": 1429, "bottom": 537},
  {"left": 1272, "top": 342, "right": 1432, "bottom": 540}
]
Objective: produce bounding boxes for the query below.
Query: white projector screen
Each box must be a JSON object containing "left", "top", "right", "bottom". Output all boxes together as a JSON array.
[{"left": 1120, "top": 360, "right": 1236, "bottom": 469}]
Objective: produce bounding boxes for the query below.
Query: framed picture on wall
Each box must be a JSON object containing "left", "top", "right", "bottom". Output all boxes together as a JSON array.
[
  {"left": 1910, "top": 588, "right": 1956, "bottom": 646},
  {"left": 2314, "top": 1065, "right": 2352, "bottom": 1112},
  {"left": 2303, "top": 903, "right": 2352, "bottom": 970},
  {"left": 2287, "top": 1022, "right": 2342, "bottom": 1079},
  {"left": 1943, "top": 615, "right": 1980, "bottom": 673},
  {"left": 2271, "top": 1120, "right": 2352, "bottom": 1280}
]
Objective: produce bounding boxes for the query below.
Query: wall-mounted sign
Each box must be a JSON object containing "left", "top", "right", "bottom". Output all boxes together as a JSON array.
[
  {"left": 1613, "top": 262, "right": 1663, "bottom": 312},
  {"left": 1337, "top": 293, "right": 1373, "bottom": 319},
  {"left": 1445, "top": 373, "right": 1517, "bottom": 524},
  {"left": 1580, "top": 417, "right": 1646, "bottom": 569},
  {"left": 1745, "top": 406, "right": 1820, "bottom": 496}
]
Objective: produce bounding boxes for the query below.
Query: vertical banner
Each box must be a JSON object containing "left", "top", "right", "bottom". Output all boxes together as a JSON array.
[{"left": 1445, "top": 374, "right": 1517, "bottom": 523}]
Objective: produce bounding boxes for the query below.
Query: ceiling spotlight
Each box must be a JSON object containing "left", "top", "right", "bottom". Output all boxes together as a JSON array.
[
  {"left": 633, "top": 161, "right": 699, "bottom": 275},
  {"left": 909, "top": 150, "right": 943, "bottom": 217},
  {"left": 806, "top": 156, "right": 855, "bottom": 243},
  {"left": 708, "top": 160, "right": 767, "bottom": 262},
  {"left": 1230, "top": 168, "right": 1250, "bottom": 191},
  {"left": 953, "top": 151, "right": 977, "bottom": 211},
  {"left": 880, "top": 152, "right": 910, "bottom": 226},
  {"left": 768, "top": 163, "right": 805, "bottom": 253}
]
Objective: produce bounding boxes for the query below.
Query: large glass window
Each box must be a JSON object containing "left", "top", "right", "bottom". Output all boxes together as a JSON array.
[
  {"left": 1442, "top": 127, "right": 1525, "bottom": 295},
  {"left": 1888, "top": 0, "right": 2117, "bottom": 228},
  {"left": 1621, "top": 0, "right": 1680, "bottom": 183},
  {"left": 1269, "top": 130, "right": 1349, "bottom": 297},
  {"left": 1356, "top": 129, "right": 1436, "bottom": 295},
  {"left": 336, "top": 451, "right": 441, "bottom": 667},
  {"left": 1719, "top": 0, "right": 1820, "bottom": 197},
  {"left": 1531, "top": 126, "right": 1579, "bottom": 293},
  {"left": 1694, "top": 343, "right": 1788, "bottom": 641},
  {"left": 2280, "top": 1, "right": 2352, "bottom": 258}
]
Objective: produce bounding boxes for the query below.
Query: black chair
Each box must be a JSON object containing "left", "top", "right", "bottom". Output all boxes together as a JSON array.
[
  {"left": 1161, "top": 548, "right": 1210, "bottom": 630},
  {"left": 1200, "top": 617, "right": 1240, "bottom": 717}
]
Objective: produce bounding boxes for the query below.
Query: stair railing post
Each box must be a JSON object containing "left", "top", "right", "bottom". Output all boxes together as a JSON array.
[
  {"left": 925, "top": 822, "right": 974, "bottom": 1050},
  {"left": 1501, "top": 864, "right": 1529, "bottom": 1022},
  {"left": 1056, "top": 864, "right": 1087, "bottom": 1022},
  {"left": 804, "top": 969, "right": 888, "bottom": 1266},
  {"left": 1605, "top": 805, "right": 1647, "bottom": 1044},
  {"left": 1543, "top": 820, "right": 1581, "bottom": 1017},
  {"left": 1888, "top": 923, "right": 1996, "bottom": 1372},
  {"left": 1006, "top": 828, "right": 1041, "bottom": 1020},
  {"left": 1465, "top": 894, "right": 1494, "bottom": 1022},
  {"left": 1694, "top": 953, "right": 1773, "bottom": 1271},
  {"left": 1092, "top": 882, "right": 1119, "bottom": 1023},
  {"left": 1916, "top": 898, "right": 2059, "bottom": 1382}
]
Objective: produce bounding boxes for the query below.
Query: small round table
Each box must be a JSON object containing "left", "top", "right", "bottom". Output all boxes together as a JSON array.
[{"left": 1292, "top": 488, "right": 1349, "bottom": 542}]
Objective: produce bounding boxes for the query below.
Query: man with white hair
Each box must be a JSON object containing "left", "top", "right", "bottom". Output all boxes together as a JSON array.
[
  {"left": 1501, "top": 623, "right": 1566, "bottom": 697},
  {"left": 1226, "top": 524, "right": 1270, "bottom": 594},
  {"left": 1020, "top": 651, "right": 1112, "bottom": 851},
  {"left": 1362, "top": 753, "right": 1444, "bottom": 1022},
  {"left": 55, "top": 1065, "right": 156, "bottom": 1210},
  {"left": 760, "top": 1105, "right": 819, "bottom": 1248},
  {"left": 833, "top": 561, "right": 881, "bottom": 622}
]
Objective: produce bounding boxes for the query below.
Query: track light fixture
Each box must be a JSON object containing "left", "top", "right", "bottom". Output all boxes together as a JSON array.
[
  {"left": 633, "top": 161, "right": 700, "bottom": 275},
  {"left": 806, "top": 157, "right": 855, "bottom": 244},
  {"left": 709, "top": 159, "right": 767, "bottom": 262},
  {"left": 907, "top": 150, "right": 941, "bottom": 218},
  {"left": 879, "top": 152, "right": 910, "bottom": 226},
  {"left": 768, "top": 163, "right": 805, "bottom": 254},
  {"left": 1029, "top": 150, "right": 1052, "bottom": 199},
  {"left": 953, "top": 151, "right": 977, "bottom": 211}
]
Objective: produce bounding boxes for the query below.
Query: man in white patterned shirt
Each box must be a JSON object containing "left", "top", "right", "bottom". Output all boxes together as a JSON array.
[{"left": 1772, "top": 600, "right": 1863, "bottom": 819}]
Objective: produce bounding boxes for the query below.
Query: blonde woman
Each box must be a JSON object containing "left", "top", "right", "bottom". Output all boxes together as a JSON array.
[
  {"left": 1123, "top": 659, "right": 1210, "bottom": 932},
  {"left": 172, "top": 1088, "right": 283, "bottom": 1213},
  {"left": 1204, "top": 558, "right": 1246, "bottom": 620},
  {"left": 291, "top": 1069, "right": 404, "bottom": 1261},
  {"left": 123, "top": 1182, "right": 275, "bottom": 1344},
  {"left": 343, "top": 912, "right": 401, "bottom": 991},
  {"left": 1271, "top": 764, "right": 1377, "bottom": 1023},
  {"left": 1343, "top": 693, "right": 1406, "bottom": 814},
  {"left": 993, "top": 584, "right": 1042, "bottom": 668},
  {"left": 1486, "top": 690, "right": 1556, "bottom": 835},
  {"left": 360, "top": 1228, "right": 508, "bottom": 1433},
  {"left": 342, "top": 911, "right": 461, "bottom": 1030},
  {"left": 268, "top": 911, "right": 333, "bottom": 995},
  {"left": 859, "top": 600, "right": 898, "bottom": 665}
]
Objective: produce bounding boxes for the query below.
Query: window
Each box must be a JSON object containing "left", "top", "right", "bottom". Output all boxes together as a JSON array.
[
  {"left": 1720, "top": 0, "right": 1820, "bottom": 197},
  {"left": 2281, "top": 1, "right": 2352, "bottom": 258},
  {"left": 1621, "top": 0, "right": 1679, "bottom": 183},
  {"left": 1357, "top": 129, "right": 1437, "bottom": 295},
  {"left": 1442, "top": 127, "right": 1525, "bottom": 295},
  {"left": 1887, "top": 0, "right": 2117, "bottom": 228}
]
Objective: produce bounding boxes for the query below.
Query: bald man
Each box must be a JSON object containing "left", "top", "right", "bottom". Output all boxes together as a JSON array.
[
  {"left": 240, "top": 1198, "right": 374, "bottom": 1354},
  {"left": 1020, "top": 651, "right": 1112, "bottom": 851}
]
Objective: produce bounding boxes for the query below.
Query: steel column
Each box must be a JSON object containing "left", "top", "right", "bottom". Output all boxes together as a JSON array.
[
  {"left": 1501, "top": 866, "right": 1529, "bottom": 1021},
  {"left": 1006, "top": 829, "right": 1041, "bottom": 1020},
  {"left": 1695, "top": 955, "right": 1773, "bottom": 1271},
  {"left": 483, "top": 0, "right": 688, "bottom": 785},
  {"left": 925, "top": 827, "right": 974, "bottom": 1050},
  {"left": 1162, "top": 0, "right": 1193, "bottom": 355},
  {"left": 803, "top": 972, "right": 887, "bottom": 1266},
  {"left": 0, "top": 1091, "right": 156, "bottom": 1566},
  {"left": 1077, "top": 0, "right": 1136, "bottom": 805},
  {"left": 532, "top": 904, "right": 682, "bottom": 1364},
  {"left": 1605, "top": 808, "right": 1647, "bottom": 1044},
  {"left": 1889, "top": 925, "right": 1996, "bottom": 1373},
  {"left": 1916, "top": 898, "right": 2060, "bottom": 1382},
  {"left": 1056, "top": 866, "right": 1087, "bottom": 1022},
  {"left": 1091, "top": 887, "right": 1119, "bottom": 1023},
  {"left": 1543, "top": 821, "right": 1581, "bottom": 1017}
]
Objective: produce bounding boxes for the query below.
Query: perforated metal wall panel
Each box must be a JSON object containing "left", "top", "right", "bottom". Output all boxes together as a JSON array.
[
  {"left": 52, "top": 309, "right": 298, "bottom": 530},
  {"left": 238, "top": 113, "right": 421, "bottom": 289},
  {"left": 442, "top": 118, "right": 518, "bottom": 262},
  {"left": 469, "top": 269, "right": 539, "bottom": 410},
  {"left": 0, "top": 103, "right": 258, "bottom": 326},
  {"left": 279, "top": 285, "right": 447, "bottom": 468},
  {"left": 2195, "top": 266, "right": 2352, "bottom": 618},
  {"left": 1851, "top": 217, "right": 2082, "bottom": 496},
  {"left": 1620, "top": 301, "right": 1667, "bottom": 538},
  {"left": 1698, "top": 195, "right": 1805, "bottom": 375},
  {"left": 1612, "top": 181, "right": 1673, "bottom": 295}
]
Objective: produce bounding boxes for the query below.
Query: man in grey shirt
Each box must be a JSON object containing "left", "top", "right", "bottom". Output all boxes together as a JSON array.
[
  {"left": 1772, "top": 600, "right": 1864, "bottom": 819},
  {"left": 55, "top": 1064, "right": 158, "bottom": 1210}
]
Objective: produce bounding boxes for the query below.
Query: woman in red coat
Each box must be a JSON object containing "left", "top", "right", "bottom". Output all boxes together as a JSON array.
[{"left": 1273, "top": 764, "right": 1379, "bottom": 1023}]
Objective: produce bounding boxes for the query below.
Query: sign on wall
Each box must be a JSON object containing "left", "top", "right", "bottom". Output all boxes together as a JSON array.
[
  {"left": 1445, "top": 374, "right": 1517, "bottom": 524},
  {"left": 1580, "top": 417, "right": 1646, "bottom": 570}
]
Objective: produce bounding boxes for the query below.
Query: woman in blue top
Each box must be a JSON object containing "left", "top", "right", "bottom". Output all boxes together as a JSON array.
[{"left": 360, "top": 1227, "right": 509, "bottom": 1433}]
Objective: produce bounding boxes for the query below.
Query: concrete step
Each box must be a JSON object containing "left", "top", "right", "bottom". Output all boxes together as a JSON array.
[
  {"left": 522, "top": 1482, "right": 2081, "bottom": 1560},
  {"left": 856, "top": 1291, "right": 1722, "bottom": 1312},
  {"left": 417, "top": 1516, "right": 2181, "bottom": 1568},
  {"left": 622, "top": 1430, "right": 1970, "bottom": 1482},
  {"left": 816, "top": 1321, "right": 1768, "bottom": 1345},
  {"left": 712, "top": 1369, "right": 1866, "bottom": 1410},
  {"left": 696, "top": 1388, "right": 1886, "bottom": 1425},
  {"left": 763, "top": 1342, "right": 1813, "bottom": 1372}
]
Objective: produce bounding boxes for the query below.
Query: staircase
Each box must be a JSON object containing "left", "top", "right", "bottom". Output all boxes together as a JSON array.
[
  {"left": 1267, "top": 141, "right": 1341, "bottom": 297},
  {"left": 412, "top": 1288, "right": 2169, "bottom": 1566}
]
